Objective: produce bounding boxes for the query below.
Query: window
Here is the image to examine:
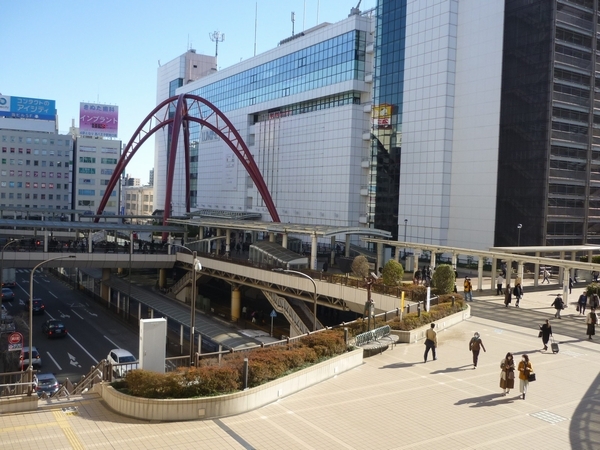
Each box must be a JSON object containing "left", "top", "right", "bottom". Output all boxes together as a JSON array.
[
  {"left": 80, "top": 178, "right": 94, "bottom": 185},
  {"left": 41, "top": 161, "right": 46, "bottom": 167},
  {"left": 79, "top": 146, "right": 96, "bottom": 153},
  {"left": 79, "top": 156, "right": 96, "bottom": 163},
  {"left": 26, "top": 160, "right": 30, "bottom": 165},
  {"left": 41, "top": 183, "right": 46, "bottom": 188},
  {"left": 18, "top": 148, "right": 23, "bottom": 154},
  {"left": 25, "top": 182, "right": 30, "bottom": 188},
  {"left": 26, "top": 148, "right": 31, "bottom": 154},
  {"left": 17, "top": 159, "right": 23, "bottom": 165},
  {"left": 101, "top": 147, "right": 118, "bottom": 154},
  {"left": 78, "top": 168, "right": 96, "bottom": 174},
  {"left": 49, "top": 183, "right": 54, "bottom": 189},
  {"left": 33, "top": 171, "right": 38, "bottom": 177},
  {"left": 100, "top": 169, "right": 113, "bottom": 175},
  {"left": 25, "top": 171, "right": 30, "bottom": 177},
  {"left": 17, "top": 171, "right": 22, "bottom": 176},
  {"left": 33, "top": 183, "right": 38, "bottom": 188},
  {"left": 8, "top": 182, "right": 14, "bottom": 188},
  {"left": 48, "top": 194, "right": 53, "bottom": 200},
  {"left": 34, "top": 160, "right": 38, "bottom": 166},
  {"left": 101, "top": 158, "right": 117, "bottom": 164},
  {"left": 78, "top": 189, "right": 95, "bottom": 196},
  {"left": 41, "top": 172, "right": 46, "bottom": 177},
  {"left": 9, "top": 170, "right": 14, "bottom": 176},
  {"left": 49, "top": 172, "right": 54, "bottom": 178},
  {"left": 40, "top": 194, "right": 45, "bottom": 200},
  {"left": 34, "top": 150, "right": 39, "bottom": 155}
]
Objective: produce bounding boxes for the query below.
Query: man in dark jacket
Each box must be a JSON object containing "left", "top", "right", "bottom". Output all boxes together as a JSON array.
[
  {"left": 469, "top": 332, "right": 486, "bottom": 369},
  {"left": 552, "top": 294, "right": 565, "bottom": 319}
]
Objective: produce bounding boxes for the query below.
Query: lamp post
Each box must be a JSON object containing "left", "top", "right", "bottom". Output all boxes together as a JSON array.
[
  {"left": 517, "top": 223, "right": 522, "bottom": 247},
  {"left": 1, "top": 239, "right": 18, "bottom": 288},
  {"left": 273, "top": 268, "right": 317, "bottom": 331},
  {"left": 28, "top": 255, "right": 75, "bottom": 379},
  {"left": 403, "top": 219, "right": 408, "bottom": 259},
  {"left": 172, "top": 244, "right": 202, "bottom": 365}
]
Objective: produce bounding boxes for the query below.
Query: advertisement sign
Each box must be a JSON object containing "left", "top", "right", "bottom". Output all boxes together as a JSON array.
[
  {"left": 0, "top": 95, "right": 56, "bottom": 121},
  {"left": 373, "top": 103, "right": 392, "bottom": 127},
  {"left": 8, "top": 332, "right": 23, "bottom": 352},
  {"left": 79, "top": 102, "right": 119, "bottom": 138}
]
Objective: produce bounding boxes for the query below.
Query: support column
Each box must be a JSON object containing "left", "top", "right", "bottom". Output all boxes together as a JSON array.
[
  {"left": 226, "top": 229, "right": 231, "bottom": 255},
  {"left": 158, "top": 269, "right": 167, "bottom": 289},
  {"left": 452, "top": 253, "right": 458, "bottom": 274},
  {"left": 477, "top": 258, "right": 483, "bottom": 292},
  {"left": 282, "top": 233, "right": 288, "bottom": 249},
  {"left": 198, "top": 227, "right": 204, "bottom": 240},
  {"left": 43, "top": 230, "right": 48, "bottom": 252},
  {"left": 88, "top": 230, "right": 93, "bottom": 253},
  {"left": 376, "top": 242, "right": 383, "bottom": 274},
  {"left": 491, "top": 258, "right": 497, "bottom": 290},
  {"left": 534, "top": 252, "right": 540, "bottom": 287},
  {"left": 269, "top": 232, "right": 275, "bottom": 243},
  {"left": 395, "top": 246, "right": 400, "bottom": 262},
  {"left": 101, "top": 268, "right": 111, "bottom": 302},
  {"left": 563, "top": 269, "right": 570, "bottom": 303},
  {"left": 431, "top": 252, "right": 436, "bottom": 270},
  {"left": 506, "top": 259, "right": 513, "bottom": 287},
  {"left": 345, "top": 235, "right": 351, "bottom": 257},
  {"left": 571, "top": 251, "right": 577, "bottom": 279},
  {"left": 559, "top": 251, "right": 565, "bottom": 284},
  {"left": 311, "top": 233, "right": 318, "bottom": 270},
  {"left": 231, "top": 287, "right": 241, "bottom": 322},
  {"left": 130, "top": 231, "right": 134, "bottom": 255},
  {"left": 517, "top": 262, "right": 524, "bottom": 284},
  {"left": 330, "top": 236, "right": 335, "bottom": 266}
]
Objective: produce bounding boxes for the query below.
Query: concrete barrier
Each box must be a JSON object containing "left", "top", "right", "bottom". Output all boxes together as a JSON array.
[
  {"left": 0, "top": 395, "right": 38, "bottom": 414},
  {"left": 390, "top": 304, "right": 471, "bottom": 344},
  {"left": 99, "top": 348, "right": 363, "bottom": 421}
]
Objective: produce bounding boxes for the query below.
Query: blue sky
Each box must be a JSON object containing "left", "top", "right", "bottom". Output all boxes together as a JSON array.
[{"left": 1, "top": 0, "right": 376, "bottom": 184}]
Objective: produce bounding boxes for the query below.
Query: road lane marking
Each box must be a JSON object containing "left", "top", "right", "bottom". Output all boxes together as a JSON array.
[
  {"left": 46, "top": 351, "right": 63, "bottom": 370},
  {"left": 68, "top": 333, "right": 99, "bottom": 364},
  {"left": 71, "top": 309, "right": 84, "bottom": 320},
  {"left": 68, "top": 352, "right": 81, "bottom": 368},
  {"left": 104, "top": 335, "right": 120, "bottom": 348},
  {"left": 49, "top": 291, "right": 58, "bottom": 298}
]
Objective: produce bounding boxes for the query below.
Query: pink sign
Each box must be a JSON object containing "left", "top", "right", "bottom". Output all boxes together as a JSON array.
[{"left": 79, "top": 102, "right": 118, "bottom": 138}]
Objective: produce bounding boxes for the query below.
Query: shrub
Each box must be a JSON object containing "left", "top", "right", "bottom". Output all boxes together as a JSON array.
[
  {"left": 586, "top": 283, "right": 600, "bottom": 297},
  {"left": 352, "top": 255, "right": 370, "bottom": 279},
  {"left": 387, "top": 299, "right": 465, "bottom": 331},
  {"left": 382, "top": 260, "right": 404, "bottom": 286},
  {"left": 431, "top": 264, "right": 455, "bottom": 294}
]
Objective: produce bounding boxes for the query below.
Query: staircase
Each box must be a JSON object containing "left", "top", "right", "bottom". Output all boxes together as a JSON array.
[
  {"left": 287, "top": 297, "right": 324, "bottom": 331},
  {"left": 169, "top": 271, "right": 194, "bottom": 296},
  {"left": 263, "top": 291, "right": 319, "bottom": 336}
]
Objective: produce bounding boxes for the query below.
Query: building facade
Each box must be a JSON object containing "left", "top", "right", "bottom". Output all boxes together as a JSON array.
[{"left": 123, "top": 185, "right": 154, "bottom": 219}]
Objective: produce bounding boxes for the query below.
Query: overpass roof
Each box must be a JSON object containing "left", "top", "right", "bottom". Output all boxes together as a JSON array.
[
  {"left": 489, "top": 245, "right": 600, "bottom": 254},
  {"left": 0, "top": 218, "right": 183, "bottom": 232},
  {"left": 168, "top": 218, "right": 392, "bottom": 239}
]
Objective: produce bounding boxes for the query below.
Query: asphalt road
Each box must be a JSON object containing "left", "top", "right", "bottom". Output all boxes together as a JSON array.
[{"left": 1, "top": 269, "right": 139, "bottom": 384}]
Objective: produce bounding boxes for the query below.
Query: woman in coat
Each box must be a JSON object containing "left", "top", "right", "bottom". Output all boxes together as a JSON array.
[
  {"left": 540, "top": 319, "right": 552, "bottom": 351},
  {"left": 500, "top": 352, "right": 515, "bottom": 395},
  {"left": 517, "top": 354, "right": 533, "bottom": 400},
  {"left": 587, "top": 308, "right": 597, "bottom": 340},
  {"left": 504, "top": 284, "right": 512, "bottom": 307}
]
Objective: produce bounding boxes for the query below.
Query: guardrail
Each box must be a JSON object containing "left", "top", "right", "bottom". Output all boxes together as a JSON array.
[{"left": 354, "top": 325, "right": 391, "bottom": 347}]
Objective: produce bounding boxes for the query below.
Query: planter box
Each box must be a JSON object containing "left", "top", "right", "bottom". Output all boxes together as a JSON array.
[
  {"left": 390, "top": 304, "right": 470, "bottom": 344},
  {"left": 99, "top": 348, "right": 363, "bottom": 422}
]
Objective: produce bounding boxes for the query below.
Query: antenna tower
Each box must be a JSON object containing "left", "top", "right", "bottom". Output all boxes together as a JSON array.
[{"left": 209, "top": 31, "right": 225, "bottom": 58}]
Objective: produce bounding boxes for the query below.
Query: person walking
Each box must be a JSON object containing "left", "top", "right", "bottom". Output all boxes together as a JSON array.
[
  {"left": 500, "top": 352, "right": 515, "bottom": 396},
  {"left": 587, "top": 309, "right": 598, "bottom": 340},
  {"left": 504, "top": 283, "right": 512, "bottom": 307},
  {"left": 542, "top": 268, "right": 550, "bottom": 284},
  {"left": 552, "top": 294, "right": 564, "bottom": 319},
  {"left": 463, "top": 277, "right": 473, "bottom": 302},
  {"left": 578, "top": 291, "right": 588, "bottom": 315},
  {"left": 569, "top": 277, "right": 574, "bottom": 294},
  {"left": 517, "top": 354, "right": 534, "bottom": 400},
  {"left": 513, "top": 282, "right": 523, "bottom": 307},
  {"left": 539, "top": 319, "right": 552, "bottom": 351},
  {"left": 496, "top": 273, "right": 504, "bottom": 296},
  {"left": 424, "top": 323, "right": 437, "bottom": 363},
  {"left": 468, "top": 332, "right": 486, "bottom": 369},
  {"left": 592, "top": 293, "right": 600, "bottom": 310}
]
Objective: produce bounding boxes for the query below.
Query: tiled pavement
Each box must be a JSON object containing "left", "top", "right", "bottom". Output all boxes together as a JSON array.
[{"left": 2, "top": 279, "right": 600, "bottom": 449}]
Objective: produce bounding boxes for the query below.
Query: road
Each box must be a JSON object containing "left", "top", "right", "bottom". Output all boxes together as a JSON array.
[{"left": 1, "top": 269, "right": 139, "bottom": 384}]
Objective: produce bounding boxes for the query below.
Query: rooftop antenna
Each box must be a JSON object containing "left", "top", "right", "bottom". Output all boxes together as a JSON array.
[
  {"left": 349, "top": 0, "right": 362, "bottom": 16},
  {"left": 209, "top": 31, "right": 225, "bottom": 59},
  {"left": 303, "top": 0, "right": 306, "bottom": 31},
  {"left": 317, "top": 0, "right": 320, "bottom": 24},
  {"left": 254, "top": 2, "right": 258, "bottom": 56},
  {"left": 291, "top": 11, "right": 295, "bottom": 36}
]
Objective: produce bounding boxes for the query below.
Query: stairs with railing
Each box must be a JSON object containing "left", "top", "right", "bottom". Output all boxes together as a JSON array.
[{"left": 263, "top": 291, "right": 323, "bottom": 336}]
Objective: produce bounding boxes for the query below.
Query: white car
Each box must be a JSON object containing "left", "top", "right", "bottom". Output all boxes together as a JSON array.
[{"left": 107, "top": 349, "right": 139, "bottom": 378}]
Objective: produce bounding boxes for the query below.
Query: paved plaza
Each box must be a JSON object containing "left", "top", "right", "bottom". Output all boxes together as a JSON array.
[{"left": 1, "top": 279, "right": 600, "bottom": 449}]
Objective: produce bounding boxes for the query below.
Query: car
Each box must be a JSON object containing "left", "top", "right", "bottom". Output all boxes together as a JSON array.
[
  {"left": 0, "top": 314, "right": 16, "bottom": 334},
  {"left": 25, "top": 298, "right": 45, "bottom": 315},
  {"left": 107, "top": 348, "right": 139, "bottom": 378},
  {"left": 33, "top": 373, "right": 59, "bottom": 397},
  {"left": 20, "top": 346, "right": 42, "bottom": 370},
  {"left": 41, "top": 320, "right": 68, "bottom": 338},
  {"left": 1, "top": 287, "right": 15, "bottom": 302}
]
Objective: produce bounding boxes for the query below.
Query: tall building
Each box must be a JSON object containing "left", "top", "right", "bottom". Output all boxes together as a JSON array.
[
  {"left": 0, "top": 95, "right": 73, "bottom": 211},
  {"left": 154, "top": 50, "right": 218, "bottom": 215},
  {"left": 148, "top": 168, "right": 154, "bottom": 187}
]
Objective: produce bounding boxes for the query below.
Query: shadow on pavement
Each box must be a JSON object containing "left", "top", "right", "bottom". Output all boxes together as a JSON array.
[
  {"left": 430, "top": 365, "right": 472, "bottom": 374},
  {"left": 454, "top": 392, "right": 516, "bottom": 407},
  {"left": 380, "top": 362, "right": 418, "bottom": 369},
  {"left": 570, "top": 372, "right": 600, "bottom": 449}
]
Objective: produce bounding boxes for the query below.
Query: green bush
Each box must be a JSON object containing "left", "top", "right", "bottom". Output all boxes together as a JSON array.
[
  {"left": 387, "top": 299, "right": 465, "bottom": 331},
  {"left": 431, "top": 264, "right": 455, "bottom": 294},
  {"left": 382, "top": 260, "right": 404, "bottom": 286},
  {"left": 586, "top": 283, "right": 600, "bottom": 297},
  {"left": 352, "top": 255, "right": 370, "bottom": 279}
]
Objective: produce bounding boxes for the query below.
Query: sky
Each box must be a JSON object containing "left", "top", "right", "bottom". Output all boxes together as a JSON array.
[{"left": 1, "top": 0, "right": 376, "bottom": 185}]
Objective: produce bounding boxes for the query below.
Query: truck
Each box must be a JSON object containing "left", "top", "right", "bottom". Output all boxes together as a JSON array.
[{"left": 2, "top": 268, "right": 16, "bottom": 288}]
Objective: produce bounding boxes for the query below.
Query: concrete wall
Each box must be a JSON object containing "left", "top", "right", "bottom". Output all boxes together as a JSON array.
[
  {"left": 99, "top": 348, "right": 363, "bottom": 421},
  {"left": 390, "top": 304, "right": 470, "bottom": 343}
]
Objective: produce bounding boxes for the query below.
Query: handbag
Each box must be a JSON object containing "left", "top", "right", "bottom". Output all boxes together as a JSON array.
[
  {"left": 538, "top": 330, "right": 543, "bottom": 338},
  {"left": 528, "top": 372, "right": 536, "bottom": 382}
]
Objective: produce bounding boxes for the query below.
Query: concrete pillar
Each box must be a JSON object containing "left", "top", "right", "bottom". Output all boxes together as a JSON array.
[
  {"left": 130, "top": 231, "right": 134, "bottom": 255},
  {"left": 534, "top": 252, "right": 540, "bottom": 287},
  {"left": 198, "top": 227, "right": 204, "bottom": 240},
  {"left": 269, "top": 232, "right": 275, "bottom": 243},
  {"left": 282, "top": 233, "right": 288, "bottom": 249},
  {"left": 431, "top": 252, "right": 436, "bottom": 270},
  {"left": 376, "top": 242, "right": 383, "bottom": 274},
  {"left": 491, "top": 258, "right": 497, "bottom": 290},
  {"left": 43, "top": 230, "right": 48, "bottom": 252},
  {"left": 330, "top": 236, "right": 336, "bottom": 266},
  {"left": 517, "top": 262, "right": 524, "bottom": 284},
  {"left": 345, "top": 235, "right": 351, "bottom": 257},
  {"left": 506, "top": 259, "right": 513, "bottom": 287},
  {"left": 588, "top": 250, "right": 593, "bottom": 265},
  {"left": 88, "top": 230, "right": 93, "bottom": 253},
  {"left": 158, "top": 269, "right": 167, "bottom": 289},
  {"left": 394, "top": 246, "right": 400, "bottom": 262},
  {"left": 226, "top": 229, "right": 231, "bottom": 254},
  {"left": 231, "top": 287, "right": 241, "bottom": 321},
  {"left": 563, "top": 268, "right": 570, "bottom": 303},
  {"left": 311, "top": 234, "right": 318, "bottom": 270},
  {"left": 452, "top": 253, "right": 458, "bottom": 271},
  {"left": 101, "top": 268, "right": 111, "bottom": 302},
  {"left": 571, "top": 251, "right": 577, "bottom": 279},
  {"left": 477, "top": 258, "right": 483, "bottom": 292},
  {"left": 117, "top": 291, "right": 121, "bottom": 313},
  {"left": 559, "top": 251, "right": 565, "bottom": 284}
]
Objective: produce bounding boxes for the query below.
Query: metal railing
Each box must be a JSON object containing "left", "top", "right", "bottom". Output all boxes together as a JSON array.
[
  {"left": 263, "top": 291, "right": 311, "bottom": 335},
  {"left": 354, "top": 325, "right": 391, "bottom": 347}
]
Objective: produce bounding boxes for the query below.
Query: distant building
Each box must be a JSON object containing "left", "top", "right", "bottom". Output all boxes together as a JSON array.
[
  {"left": 148, "top": 168, "right": 154, "bottom": 187},
  {"left": 123, "top": 185, "right": 154, "bottom": 220}
]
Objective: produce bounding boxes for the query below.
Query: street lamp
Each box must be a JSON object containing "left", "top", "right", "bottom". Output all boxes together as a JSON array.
[
  {"left": 272, "top": 268, "right": 318, "bottom": 331},
  {"left": 28, "top": 255, "right": 75, "bottom": 379},
  {"left": 172, "top": 244, "right": 202, "bottom": 365},
  {"left": 1, "top": 239, "right": 18, "bottom": 288},
  {"left": 517, "top": 224, "right": 522, "bottom": 247},
  {"left": 403, "top": 219, "right": 408, "bottom": 259}
]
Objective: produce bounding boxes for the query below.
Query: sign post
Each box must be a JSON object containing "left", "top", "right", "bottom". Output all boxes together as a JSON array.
[
  {"left": 270, "top": 310, "right": 277, "bottom": 337},
  {"left": 8, "top": 332, "right": 23, "bottom": 352}
]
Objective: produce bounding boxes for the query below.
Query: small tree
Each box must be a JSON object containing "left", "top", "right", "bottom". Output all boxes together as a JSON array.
[
  {"left": 382, "top": 260, "right": 404, "bottom": 286},
  {"left": 351, "top": 255, "right": 370, "bottom": 279},
  {"left": 431, "top": 264, "right": 455, "bottom": 294}
]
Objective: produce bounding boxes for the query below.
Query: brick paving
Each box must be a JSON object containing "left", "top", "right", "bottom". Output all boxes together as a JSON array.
[{"left": 1, "top": 277, "right": 600, "bottom": 449}]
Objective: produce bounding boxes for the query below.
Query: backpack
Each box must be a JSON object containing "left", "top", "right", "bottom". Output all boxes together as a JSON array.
[{"left": 470, "top": 338, "right": 480, "bottom": 352}]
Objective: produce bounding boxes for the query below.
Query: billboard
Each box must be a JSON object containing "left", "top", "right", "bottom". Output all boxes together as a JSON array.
[
  {"left": 0, "top": 95, "right": 56, "bottom": 121},
  {"left": 79, "top": 102, "right": 118, "bottom": 138},
  {"left": 373, "top": 103, "right": 392, "bottom": 127}
]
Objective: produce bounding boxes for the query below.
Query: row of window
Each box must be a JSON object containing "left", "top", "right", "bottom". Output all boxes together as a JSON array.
[
  {"left": 0, "top": 193, "right": 67, "bottom": 200},
  {"left": 0, "top": 170, "right": 67, "bottom": 178},
  {"left": 0, "top": 181, "right": 67, "bottom": 189},
  {"left": 78, "top": 157, "right": 118, "bottom": 164},
  {"left": 125, "top": 194, "right": 153, "bottom": 201},
  {"left": 79, "top": 146, "right": 119, "bottom": 154},
  {"left": 76, "top": 200, "right": 117, "bottom": 208},
  {"left": 1, "top": 136, "right": 71, "bottom": 147},
  {"left": 1, "top": 158, "right": 68, "bottom": 167},
  {"left": 77, "top": 190, "right": 117, "bottom": 196},
  {"left": 79, "top": 179, "right": 111, "bottom": 185},
  {"left": 1, "top": 147, "right": 68, "bottom": 157},
  {"left": 78, "top": 168, "right": 114, "bottom": 175}
]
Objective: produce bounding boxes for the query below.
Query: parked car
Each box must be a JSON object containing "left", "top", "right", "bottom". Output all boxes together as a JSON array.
[
  {"left": 1, "top": 287, "right": 15, "bottom": 302},
  {"left": 107, "top": 348, "right": 139, "bottom": 378},
  {"left": 41, "top": 320, "right": 68, "bottom": 338},
  {"left": 20, "top": 346, "right": 42, "bottom": 370},
  {"left": 0, "top": 314, "right": 16, "bottom": 334},
  {"left": 33, "top": 373, "right": 59, "bottom": 397},
  {"left": 25, "top": 298, "right": 45, "bottom": 315}
]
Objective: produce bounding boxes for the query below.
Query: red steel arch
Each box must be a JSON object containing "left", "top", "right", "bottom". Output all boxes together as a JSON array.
[{"left": 95, "top": 93, "right": 281, "bottom": 232}]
